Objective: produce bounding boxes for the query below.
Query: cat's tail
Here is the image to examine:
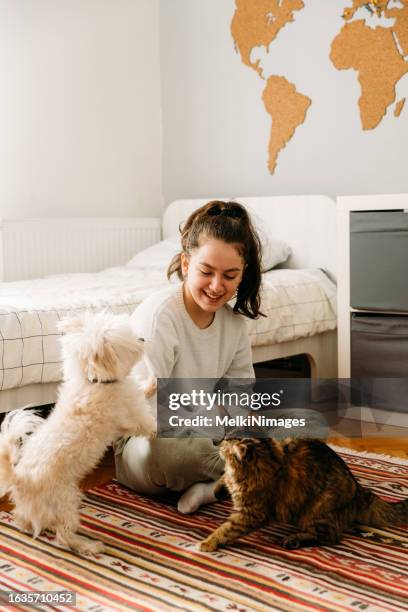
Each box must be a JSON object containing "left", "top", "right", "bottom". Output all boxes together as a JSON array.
[{"left": 356, "top": 487, "right": 408, "bottom": 527}]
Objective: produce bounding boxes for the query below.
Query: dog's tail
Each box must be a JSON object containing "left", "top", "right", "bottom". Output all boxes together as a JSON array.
[
  {"left": 0, "top": 407, "right": 45, "bottom": 496},
  {"left": 1, "top": 406, "right": 46, "bottom": 441},
  {"left": 0, "top": 440, "right": 15, "bottom": 496}
]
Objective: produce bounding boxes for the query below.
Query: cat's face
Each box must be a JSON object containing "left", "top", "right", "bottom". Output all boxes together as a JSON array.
[{"left": 220, "top": 438, "right": 263, "bottom": 469}]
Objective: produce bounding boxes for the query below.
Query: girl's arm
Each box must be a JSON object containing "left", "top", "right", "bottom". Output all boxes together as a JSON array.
[
  {"left": 141, "top": 377, "right": 157, "bottom": 399},
  {"left": 132, "top": 306, "right": 179, "bottom": 381}
]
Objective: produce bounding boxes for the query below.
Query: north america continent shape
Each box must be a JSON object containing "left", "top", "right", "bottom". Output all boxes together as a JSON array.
[{"left": 231, "top": 0, "right": 311, "bottom": 175}]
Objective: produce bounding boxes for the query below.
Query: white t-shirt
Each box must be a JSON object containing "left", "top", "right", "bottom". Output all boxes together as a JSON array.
[{"left": 131, "top": 283, "right": 255, "bottom": 380}]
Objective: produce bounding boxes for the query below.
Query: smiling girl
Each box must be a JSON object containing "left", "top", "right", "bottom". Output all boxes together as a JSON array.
[{"left": 115, "top": 200, "right": 263, "bottom": 513}]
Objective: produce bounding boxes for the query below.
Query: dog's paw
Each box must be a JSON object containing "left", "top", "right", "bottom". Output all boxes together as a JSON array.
[
  {"left": 14, "top": 516, "right": 33, "bottom": 534},
  {"left": 199, "top": 537, "right": 219, "bottom": 552},
  {"left": 74, "top": 539, "right": 105, "bottom": 556},
  {"left": 88, "top": 540, "right": 105, "bottom": 555}
]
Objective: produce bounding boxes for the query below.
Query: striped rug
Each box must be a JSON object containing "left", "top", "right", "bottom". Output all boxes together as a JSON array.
[{"left": 0, "top": 446, "right": 407, "bottom": 611}]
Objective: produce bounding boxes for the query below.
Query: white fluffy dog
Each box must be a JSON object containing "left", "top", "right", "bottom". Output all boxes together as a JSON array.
[{"left": 0, "top": 312, "right": 155, "bottom": 555}]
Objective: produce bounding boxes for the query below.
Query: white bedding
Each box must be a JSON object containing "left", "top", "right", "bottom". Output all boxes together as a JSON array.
[
  {"left": 249, "top": 268, "right": 336, "bottom": 347},
  {"left": 0, "top": 267, "right": 336, "bottom": 393}
]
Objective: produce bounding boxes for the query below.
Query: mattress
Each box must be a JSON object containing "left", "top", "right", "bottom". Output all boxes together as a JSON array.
[{"left": 0, "top": 267, "right": 336, "bottom": 393}]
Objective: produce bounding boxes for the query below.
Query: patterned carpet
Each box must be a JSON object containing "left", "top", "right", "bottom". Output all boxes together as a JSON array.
[{"left": 0, "top": 447, "right": 407, "bottom": 611}]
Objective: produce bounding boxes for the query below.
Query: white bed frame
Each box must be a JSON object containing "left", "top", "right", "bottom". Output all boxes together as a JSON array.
[{"left": 0, "top": 195, "right": 337, "bottom": 412}]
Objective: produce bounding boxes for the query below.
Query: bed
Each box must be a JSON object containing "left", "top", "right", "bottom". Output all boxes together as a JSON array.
[{"left": 0, "top": 195, "right": 337, "bottom": 413}]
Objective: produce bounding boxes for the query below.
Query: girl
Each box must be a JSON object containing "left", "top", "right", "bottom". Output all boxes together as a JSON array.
[{"left": 115, "top": 200, "right": 263, "bottom": 513}]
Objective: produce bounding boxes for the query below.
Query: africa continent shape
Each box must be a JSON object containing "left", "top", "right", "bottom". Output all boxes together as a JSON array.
[{"left": 330, "top": 0, "right": 408, "bottom": 130}]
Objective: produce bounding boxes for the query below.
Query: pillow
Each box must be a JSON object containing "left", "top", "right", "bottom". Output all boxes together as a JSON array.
[
  {"left": 259, "top": 234, "right": 292, "bottom": 272},
  {"left": 126, "top": 238, "right": 180, "bottom": 270},
  {"left": 249, "top": 213, "right": 291, "bottom": 271}
]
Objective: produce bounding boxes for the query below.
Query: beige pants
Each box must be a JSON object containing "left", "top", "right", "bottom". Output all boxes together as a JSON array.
[{"left": 114, "top": 437, "right": 224, "bottom": 494}]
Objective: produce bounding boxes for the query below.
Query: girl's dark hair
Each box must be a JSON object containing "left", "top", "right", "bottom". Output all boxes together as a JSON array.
[{"left": 167, "top": 200, "right": 264, "bottom": 319}]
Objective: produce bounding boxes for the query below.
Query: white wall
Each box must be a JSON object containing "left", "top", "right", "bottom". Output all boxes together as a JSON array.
[
  {"left": 0, "top": 0, "right": 162, "bottom": 218},
  {"left": 159, "top": 0, "right": 408, "bottom": 205}
]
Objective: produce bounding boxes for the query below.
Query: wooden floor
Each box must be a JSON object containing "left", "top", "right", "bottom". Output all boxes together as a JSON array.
[
  {"left": 327, "top": 419, "right": 408, "bottom": 459},
  {"left": 328, "top": 435, "right": 408, "bottom": 459}
]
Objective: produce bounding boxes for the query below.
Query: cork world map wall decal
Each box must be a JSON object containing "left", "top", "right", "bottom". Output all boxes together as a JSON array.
[{"left": 231, "top": 0, "right": 408, "bottom": 175}]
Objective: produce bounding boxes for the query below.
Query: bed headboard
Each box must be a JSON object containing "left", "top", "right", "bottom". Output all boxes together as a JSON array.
[{"left": 163, "top": 195, "right": 336, "bottom": 281}]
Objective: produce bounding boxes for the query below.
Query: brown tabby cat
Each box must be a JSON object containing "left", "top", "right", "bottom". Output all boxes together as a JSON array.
[{"left": 200, "top": 438, "right": 408, "bottom": 551}]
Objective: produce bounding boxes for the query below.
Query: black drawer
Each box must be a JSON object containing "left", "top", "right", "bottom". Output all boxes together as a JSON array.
[{"left": 350, "top": 210, "right": 408, "bottom": 311}]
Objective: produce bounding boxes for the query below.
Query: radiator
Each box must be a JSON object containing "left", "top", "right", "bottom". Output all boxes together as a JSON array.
[{"left": 0, "top": 217, "right": 161, "bottom": 281}]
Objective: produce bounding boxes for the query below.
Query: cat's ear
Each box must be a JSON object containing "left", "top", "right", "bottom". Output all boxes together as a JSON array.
[{"left": 233, "top": 443, "right": 248, "bottom": 462}]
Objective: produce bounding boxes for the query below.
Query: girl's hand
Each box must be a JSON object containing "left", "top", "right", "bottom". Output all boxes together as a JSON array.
[{"left": 142, "top": 377, "right": 157, "bottom": 399}]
